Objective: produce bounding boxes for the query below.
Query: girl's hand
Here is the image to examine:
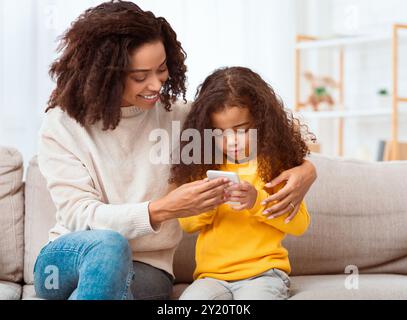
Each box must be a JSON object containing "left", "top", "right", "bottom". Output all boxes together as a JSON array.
[
  {"left": 261, "top": 160, "right": 317, "bottom": 223},
  {"left": 225, "top": 181, "right": 258, "bottom": 211},
  {"left": 149, "top": 178, "right": 230, "bottom": 227}
]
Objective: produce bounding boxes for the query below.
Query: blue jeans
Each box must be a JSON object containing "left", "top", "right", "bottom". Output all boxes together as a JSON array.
[{"left": 33, "top": 230, "right": 173, "bottom": 300}]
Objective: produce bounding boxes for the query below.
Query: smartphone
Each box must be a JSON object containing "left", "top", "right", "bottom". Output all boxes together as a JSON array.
[{"left": 206, "top": 170, "right": 240, "bottom": 205}]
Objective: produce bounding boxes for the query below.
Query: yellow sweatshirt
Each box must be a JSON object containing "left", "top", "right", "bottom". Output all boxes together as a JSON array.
[{"left": 178, "top": 160, "right": 310, "bottom": 281}]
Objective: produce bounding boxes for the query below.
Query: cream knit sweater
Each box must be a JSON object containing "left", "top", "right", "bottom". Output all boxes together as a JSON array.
[{"left": 37, "top": 101, "right": 191, "bottom": 276}]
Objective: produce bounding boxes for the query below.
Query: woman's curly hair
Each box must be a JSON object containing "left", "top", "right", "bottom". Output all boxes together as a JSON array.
[
  {"left": 169, "top": 66, "right": 316, "bottom": 186},
  {"left": 46, "top": 0, "right": 187, "bottom": 130}
]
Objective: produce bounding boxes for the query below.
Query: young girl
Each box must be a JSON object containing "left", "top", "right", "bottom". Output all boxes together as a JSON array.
[{"left": 170, "top": 67, "right": 315, "bottom": 300}]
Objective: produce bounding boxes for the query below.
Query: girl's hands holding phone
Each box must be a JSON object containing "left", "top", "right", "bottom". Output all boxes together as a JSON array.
[{"left": 225, "top": 181, "right": 258, "bottom": 211}]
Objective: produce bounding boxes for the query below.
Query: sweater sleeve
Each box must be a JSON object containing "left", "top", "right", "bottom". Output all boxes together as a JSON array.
[
  {"left": 178, "top": 209, "right": 217, "bottom": 233},
  {"left": 247, "top": 185, "right": 310, "bottom": 236},
  {"left": 37, "top": 114, "right": 158, "bottom": 240}
]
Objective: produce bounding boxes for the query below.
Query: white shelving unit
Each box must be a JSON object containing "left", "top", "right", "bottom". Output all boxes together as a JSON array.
[
  {"left": 295, "top": 108, "right": 394, "bottom": 120},
  {"left": 295, "top": 33, "right": 392, "bottom": 50},
  {"left": 294, "top": 25, "right": 407, "bottom": 160}
]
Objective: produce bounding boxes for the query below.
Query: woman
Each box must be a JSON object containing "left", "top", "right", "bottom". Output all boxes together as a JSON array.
[{"left": 34, "top": 0, "right": 317, "bottom": 300}]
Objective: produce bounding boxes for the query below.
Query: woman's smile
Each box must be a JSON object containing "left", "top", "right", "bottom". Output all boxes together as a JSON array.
[{"left": 138, "top": 93, "right": 160, "bottom": 104}]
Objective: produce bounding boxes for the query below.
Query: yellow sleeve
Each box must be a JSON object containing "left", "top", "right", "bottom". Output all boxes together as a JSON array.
[
  {"left": 178, "top": 208, "right": 217, "bottom": 233},
  {"left": 247, "top": 185, "right": 311, "bottom": 236}
]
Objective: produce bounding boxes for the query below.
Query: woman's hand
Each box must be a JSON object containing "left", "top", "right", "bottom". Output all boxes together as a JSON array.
[
  {"left": 261, "top": 160, "right": 317, "bottom": 223},
  {"left": 225, "top": 181, "right": 258, "bottom": 211},
  {"left": 149, "top": 178, "right": 230, "bottom": 227}
]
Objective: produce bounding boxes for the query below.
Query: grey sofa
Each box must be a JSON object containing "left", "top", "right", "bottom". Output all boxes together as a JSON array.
[{"left": 1, "top": 145, "right": 407, "bottom": 300}]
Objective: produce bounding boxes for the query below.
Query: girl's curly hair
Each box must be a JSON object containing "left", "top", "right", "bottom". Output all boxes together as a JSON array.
[
  {"left": 46, "top": 0, "right": 187, "bottom": 130},
  {"left": 169, "top": 66, "right": 316, "bottom": 186}
]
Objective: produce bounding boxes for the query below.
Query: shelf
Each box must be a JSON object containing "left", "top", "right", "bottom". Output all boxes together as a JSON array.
[
  {"left": 294, "top": 108, "right": 396, "bottom": 119},
  {"left": 296, "top": 33, "right": 393, "bottom": 50},
  {"left": 294, "top": 24, "right": 407, "bottom": 159}
]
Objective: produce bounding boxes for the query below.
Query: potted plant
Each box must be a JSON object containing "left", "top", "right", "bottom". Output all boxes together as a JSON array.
[{"left": 377, "top": 88, "right": 390, "bottom": 108}]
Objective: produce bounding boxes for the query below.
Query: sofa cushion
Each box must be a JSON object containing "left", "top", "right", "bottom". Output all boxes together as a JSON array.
[
  {"left": 24, "top": 156, "right": 57, "bottom": 285},
  {"left": 173, "top": 232, "right": 197, "bottom": 284},
  {"left": 21, "top": 284, "right": 44, "bottom": 300},
  {"left": 0, "top": 147, "right": 24, "bottom": 283},
  {"left": 0, "top": 280, "right": 22, "bottom": 300},
  {"left": 289, "top": 274, "right": 407, "bottom": 300},
  {"left": 283, "top": 154, "right": 407, "bottom": 276},
  {"left": 171, "top": 283, "right": 190, "bottom": 300},
  {"left": 24, "top": 274, "right": 407, "bottom": 300},
  {"left": 23, "top": 274, "right": 407, "bottom": 300},
  {"left": 172, "top": 275, "right": 407, "bottom": 300}
]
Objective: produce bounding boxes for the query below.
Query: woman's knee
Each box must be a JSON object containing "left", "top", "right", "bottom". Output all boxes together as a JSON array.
[
  {"left": 77, "top": 230, "right": 134, "bottom": 299},
  {"left": 84, "top": 230, "right": 132, "bottom": 261},
  {"left": 33, "top": 243, "right": 79, "bottom": 300},
  {"left": 93, "top": 229, "right": 130, "bottom": 250},
  {"left": 33, "top": 230, "right": 133, "bottom": 300}
]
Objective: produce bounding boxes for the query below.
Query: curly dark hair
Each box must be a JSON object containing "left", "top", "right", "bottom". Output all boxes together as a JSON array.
[
  {"left": 169, "top": 66, "right": 316, "bottom": 186},
  {"left": 46, "top": 0, "right": 187, "bottom": 130}
]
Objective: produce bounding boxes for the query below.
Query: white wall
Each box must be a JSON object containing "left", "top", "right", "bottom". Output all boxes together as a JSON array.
[
  {"left": 2, "top": 0, "right": 405, "bottom": 165},
  {"left": 135, "top": 0, "right": 297, "bottom": 105},
  {"left": 0, "top": 0, "right": 298, "bottom": 168},
  {"left": 0, "top": 0, "right": 103, "bottom": 170}
]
